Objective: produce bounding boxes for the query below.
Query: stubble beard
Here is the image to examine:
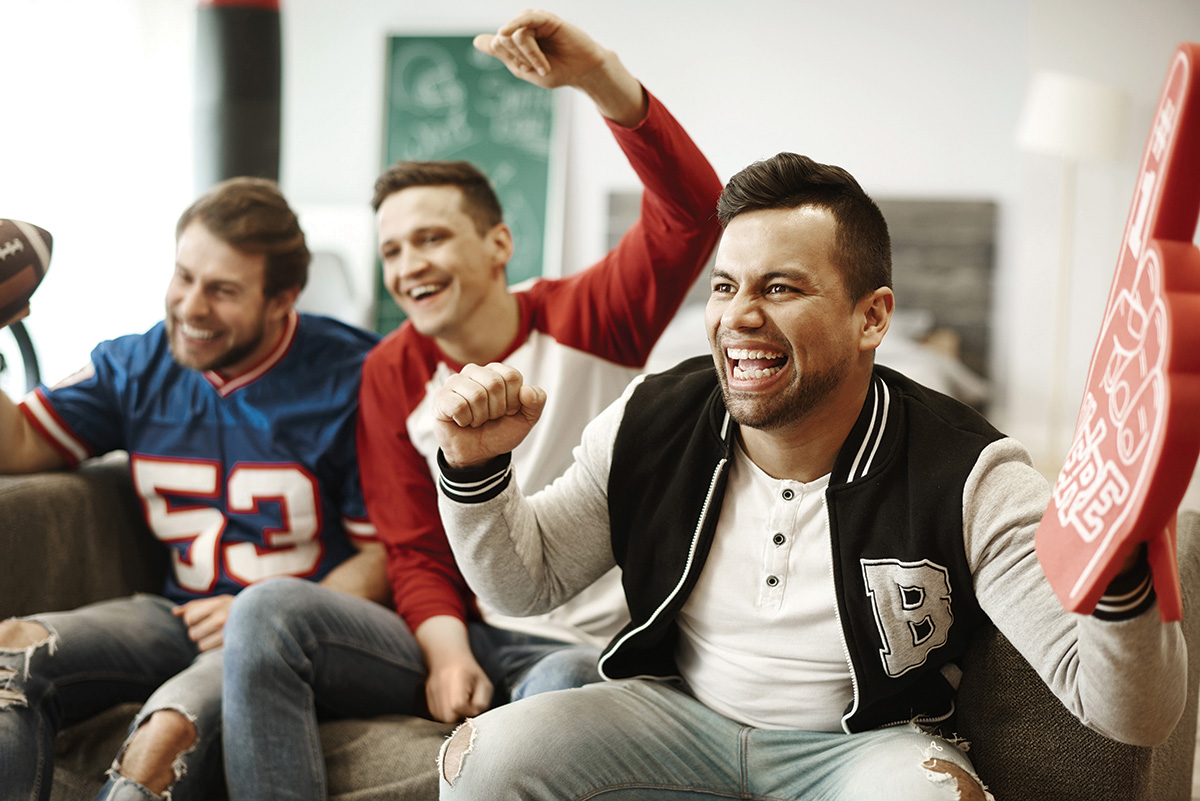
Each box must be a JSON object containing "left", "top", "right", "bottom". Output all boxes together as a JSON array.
[
  {"left": 718, "top": 354, "right": 853, "bottom": 431},
  {"left": 167, "top": 316, "right": 267, "bottom": 374}
]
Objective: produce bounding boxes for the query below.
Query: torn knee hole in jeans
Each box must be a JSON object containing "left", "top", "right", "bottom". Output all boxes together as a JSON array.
[
  {"left": 0, "top": 621, "right": 57, "bottom": 709},
  {"left": 109, "top": 706, "right": 200, "bottom": 796},
  {"left": 921, "top": 740, "right": 995, "bottom": 801},
  {"left": 0, "top": 666, "right": 26, "bottom": 709},
  {"left": 439, "top": 720, "right": 475, "bottom": 786}
]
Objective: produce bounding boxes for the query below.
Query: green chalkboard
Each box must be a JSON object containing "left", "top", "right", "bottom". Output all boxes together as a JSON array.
[{"left": 374, "top": 35, "right": 558, "bottom": 336}]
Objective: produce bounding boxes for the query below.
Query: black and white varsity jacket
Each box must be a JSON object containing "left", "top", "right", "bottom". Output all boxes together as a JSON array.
[{"left": 439, "top": 356, "right": 1178, "bottom": 742}]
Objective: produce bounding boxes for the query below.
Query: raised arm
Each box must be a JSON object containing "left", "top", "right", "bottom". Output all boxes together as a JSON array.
[
  {"left": 965, "top": 438, "right": 1187, "bottom": 746},
  {"left": 476, "top": 12, "right": 723, "bottom": 369},
  {"left": 436, "top": 369, "right": 635, "bottom": 620}
]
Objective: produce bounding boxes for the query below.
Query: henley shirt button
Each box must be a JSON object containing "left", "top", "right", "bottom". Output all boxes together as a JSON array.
[
  {"left": 766, "top": 575, "right": 780, "bottom": 587},
  {"left": 781, "top": 488, "right": 795, "bottom": 501},
  {"left": 773, "top": 533, "right": 786, "bottom": 546}
]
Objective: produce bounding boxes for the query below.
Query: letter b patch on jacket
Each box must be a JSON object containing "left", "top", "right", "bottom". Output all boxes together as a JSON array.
[{"left": 861, "top": 559, "right": 954, "bottom": 677}]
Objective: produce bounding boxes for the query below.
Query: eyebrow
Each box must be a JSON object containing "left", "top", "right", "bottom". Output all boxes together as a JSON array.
[
  {"left": 174, "top": 267, "right": 243, "bottom": 291},
  {"left": 409, "top": 223, "right": 453, "bottom": 236},
  {"left": 381, "top": 224, "right": 450, "bottom": 245},
  {"left": 710, "top": 267, "right": 811, "bottom": 283}
]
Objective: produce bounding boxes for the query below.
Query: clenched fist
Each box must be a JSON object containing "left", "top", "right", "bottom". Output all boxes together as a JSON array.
[{"left": 433, "top": 363, "right": 547, "bottom": 468}]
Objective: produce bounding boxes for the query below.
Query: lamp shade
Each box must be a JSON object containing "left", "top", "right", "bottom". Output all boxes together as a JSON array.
[{"left": 1016, "top": 71, "right": 1131, "bottom": 162}]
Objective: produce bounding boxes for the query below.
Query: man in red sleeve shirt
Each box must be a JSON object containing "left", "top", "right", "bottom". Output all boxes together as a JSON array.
[{"left": 220, "top": 10, "right": 722, "bottom": 799}]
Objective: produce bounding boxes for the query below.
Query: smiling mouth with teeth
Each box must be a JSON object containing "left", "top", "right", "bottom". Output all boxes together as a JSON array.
[
  {"left": 408, "top": 283, "right": 447, "bottom": 301},
  {"left": 727, "top": 347, "right": 787, "bottom": 380},
  {"left": 181, "top": 322, "right": 219, "bottom": 342}
]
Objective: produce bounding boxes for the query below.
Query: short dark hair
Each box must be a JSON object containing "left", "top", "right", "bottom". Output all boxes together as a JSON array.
[
  {"left": 717, "top": 152, "right": 891, "bottom": 302},
  {"left": 371, "top": 160, "right": 504, "bottom": 236},
  {"left": 176, "top": 177, "right": 310, "bottom": 297}
]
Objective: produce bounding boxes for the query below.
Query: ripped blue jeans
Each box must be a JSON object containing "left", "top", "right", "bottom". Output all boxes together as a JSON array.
[
  {"left": 0, "top": 594, "right": 222, "bottom": 801},
  {"left": 221, "top": 577, "right": 603, "bottom": 801},
  {"left": 438, "top": 678, "right": 995, "bottom": 801}
]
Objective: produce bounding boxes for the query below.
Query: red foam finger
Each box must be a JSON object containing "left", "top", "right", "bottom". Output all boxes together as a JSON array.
[{"left": 1036, "top": 43, "right": 1200, "bottom": 622}]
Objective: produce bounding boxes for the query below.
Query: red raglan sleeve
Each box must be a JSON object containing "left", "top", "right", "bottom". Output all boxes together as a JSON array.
[
  {"left": 534, "top": 89, "right": 723, "bottom": 364},
  {"left": 356, "top": 336, "right": 477, "bottom": 631}
]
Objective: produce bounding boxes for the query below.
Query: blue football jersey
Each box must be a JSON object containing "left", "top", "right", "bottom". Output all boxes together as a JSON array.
[{"left": 20, "top": 311, "right": 380, "bottom": 603}]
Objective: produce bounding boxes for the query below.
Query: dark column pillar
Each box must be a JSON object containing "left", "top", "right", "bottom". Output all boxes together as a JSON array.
[{"left": 194, "top": 0, "right": 281, "bottom": 193}]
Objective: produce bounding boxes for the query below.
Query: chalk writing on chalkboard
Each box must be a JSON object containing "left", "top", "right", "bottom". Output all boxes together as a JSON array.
[{"left": 375, "top": 35, "right": 560, "bottom": 336}]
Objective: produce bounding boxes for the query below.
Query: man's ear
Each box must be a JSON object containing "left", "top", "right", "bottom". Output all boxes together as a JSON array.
[
  {"left": 487, "top": 223, "right": 515, "bottom": 275},
  {"left": 266, "top": 285, "right": 302, "bottom": 321},
  {"left": 858, "top": 287, "right": 894, "bottom": 351}
]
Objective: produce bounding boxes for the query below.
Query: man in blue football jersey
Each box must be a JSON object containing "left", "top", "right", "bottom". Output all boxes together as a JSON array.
[{"left": 0, "top": 178, "right": 387, "bottom": 801}]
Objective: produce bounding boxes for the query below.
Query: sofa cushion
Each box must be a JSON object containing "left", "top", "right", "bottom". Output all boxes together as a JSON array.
[
  {"left": 0, "top": 454, "right": 164, "bottom": 621},
  {"left": 51, "top": 704, "right": 452, "bottom": 801},
  {"left": 954, "top": 510, "right": 1200, "bottom": 801}
]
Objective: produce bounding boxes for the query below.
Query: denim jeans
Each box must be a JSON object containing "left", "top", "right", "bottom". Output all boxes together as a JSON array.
[
  {"left": 220, "top": 577, "right": 602, "bottom": 801},
  {"left": 0, "top": 595, "right": 224, "bottom": 801},
  {"left": 437, "top": 678, "right": 993, "bottom": 801}
]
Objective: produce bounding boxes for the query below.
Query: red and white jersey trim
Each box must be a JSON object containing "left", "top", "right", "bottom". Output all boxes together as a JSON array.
[
  {"left": 19, "top": 389, "right": 92, "bottom": 465},
  {"left": 205, "top": 310, "right": 299, "bottom": 397},
  {"left": 342, "top": 516, "right": 378, "bottom": 542}
]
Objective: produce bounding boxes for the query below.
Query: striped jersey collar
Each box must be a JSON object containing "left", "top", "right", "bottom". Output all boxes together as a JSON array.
[{"left": 204, "top": 310, "right": 299, "bottom": 397}]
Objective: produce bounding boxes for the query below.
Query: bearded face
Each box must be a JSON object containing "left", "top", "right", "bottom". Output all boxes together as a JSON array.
[{"left": 706, "top": 205, "right": 865, "bottom": 433}]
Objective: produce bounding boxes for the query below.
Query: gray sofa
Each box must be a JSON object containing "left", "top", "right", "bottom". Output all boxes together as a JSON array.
[{"left": 2, "top": 453, "right": 1197, "bottom": 800}]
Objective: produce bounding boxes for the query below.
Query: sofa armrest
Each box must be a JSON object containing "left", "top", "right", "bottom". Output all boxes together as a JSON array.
[
  {"left": 0, "top": 452, "right": 165, "bottom": 620},
  {"left": 955, "top": 511, "right": 1200, "bottom": 801}
]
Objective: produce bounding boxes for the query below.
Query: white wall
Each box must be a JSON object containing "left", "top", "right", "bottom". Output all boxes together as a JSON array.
[
  {"left": 1010, "top": 0, "right": 1200, "bottom": 468},
  {"left": 8, "top": 0, "right": 1200, "bottom": 472},
  {"left": 279, "top": 0, "right": 1200, "bottom": 468}
]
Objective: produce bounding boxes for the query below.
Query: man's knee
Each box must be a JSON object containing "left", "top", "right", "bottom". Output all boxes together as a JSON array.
[
  {"left": 911, "top": 736, "right": 993, "bottom": 801},
  {"left": 0, "top": 619, "right": 51, "bottom": 650},
  {"left": 0, "top": 620, "right": 54, "bottom": 709},
  {"left": 921, "top": 756, "right": 992, "bottom": 801},
  {"left": 131, "top": 708, "right": 197, "bottom": 750},
  {"left": 114, "top": 708, "right": 198, "bottom": 795},
  {"left": 438, "top": 715, "right": 542, "bottom": 793},
  {"left": 227, "top": 577, "right": 310, "bottom": 635},
  {"left": 440, "top": 720, "right": 474, "bottom": 787}
]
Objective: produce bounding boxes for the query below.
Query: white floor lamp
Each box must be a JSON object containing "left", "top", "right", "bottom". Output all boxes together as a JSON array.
[{"left": 1016, "top": 71, "right": 1130, "bottom": 469}]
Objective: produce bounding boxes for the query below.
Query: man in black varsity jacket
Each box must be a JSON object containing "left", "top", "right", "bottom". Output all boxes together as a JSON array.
[{"left": 427, "top": 153, "right": 1186, "bottom": 800}]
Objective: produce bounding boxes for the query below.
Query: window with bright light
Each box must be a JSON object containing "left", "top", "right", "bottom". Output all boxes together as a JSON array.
[{"left": 3, "top": 0, "right": 195, "bottom": 386}]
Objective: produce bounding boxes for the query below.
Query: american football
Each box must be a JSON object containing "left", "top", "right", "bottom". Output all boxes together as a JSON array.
[{"left": 0, "top": 219, "right": 53, "bottom": 326}]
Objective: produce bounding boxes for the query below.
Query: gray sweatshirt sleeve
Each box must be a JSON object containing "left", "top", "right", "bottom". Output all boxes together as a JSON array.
[
  {"left": 437, "top": 376, "right": 643, "bottom": 618},
  {"left": 963, "top": 437, "right": 1187, "bottom": 746}
]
